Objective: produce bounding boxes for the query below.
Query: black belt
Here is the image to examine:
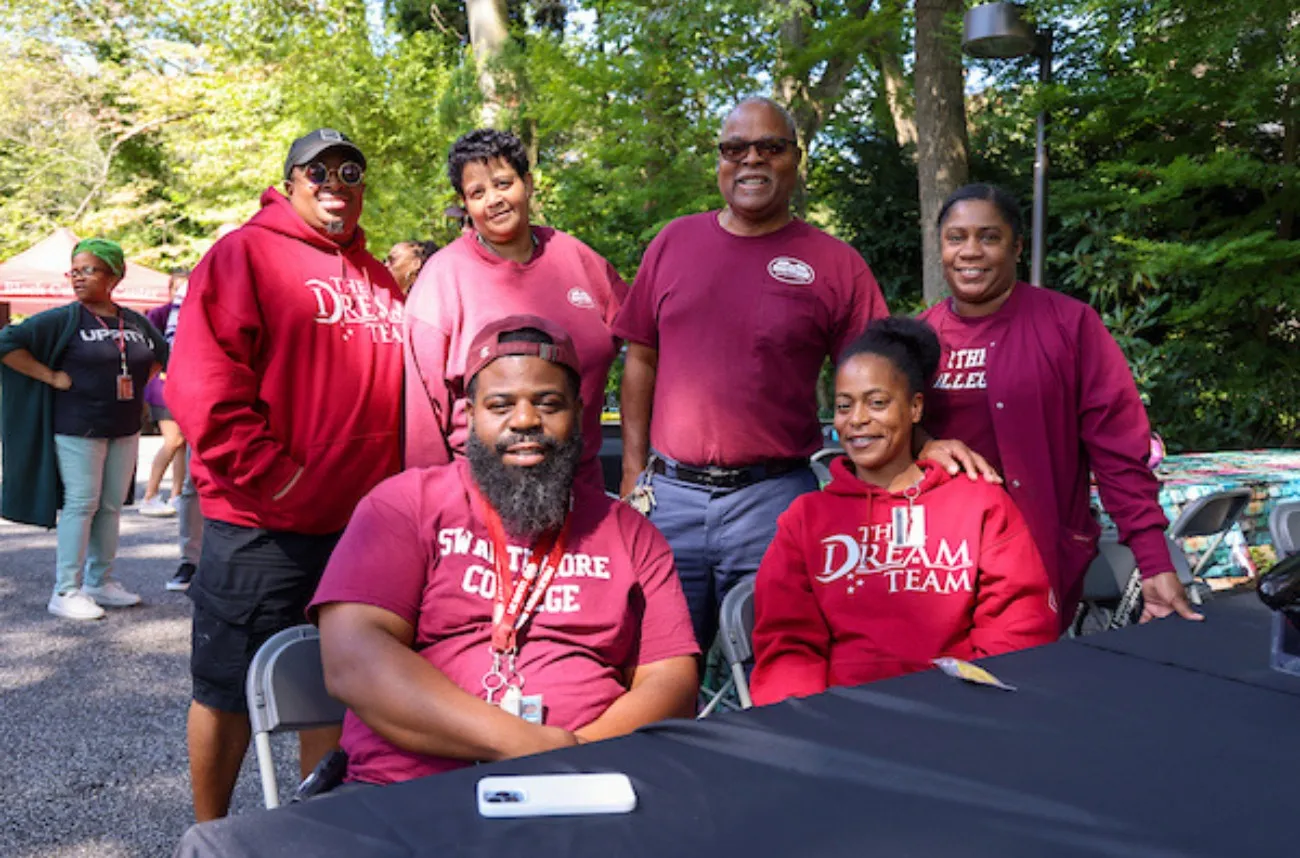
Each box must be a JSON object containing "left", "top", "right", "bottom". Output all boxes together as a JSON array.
[{"left": 650, "top": 456, "right": 810, "bottom": 490}]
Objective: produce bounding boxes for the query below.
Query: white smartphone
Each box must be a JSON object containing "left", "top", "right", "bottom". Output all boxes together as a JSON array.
[{"left": 476, "top": 773, "right": 637, "bottom": 818}]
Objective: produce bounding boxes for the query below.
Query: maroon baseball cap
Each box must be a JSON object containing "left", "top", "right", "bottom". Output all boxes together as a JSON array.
[{"left": 464, "top": 315, "right": 582, "bottom": 387}]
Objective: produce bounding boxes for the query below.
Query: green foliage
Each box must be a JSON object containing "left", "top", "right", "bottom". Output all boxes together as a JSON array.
[
  {"left": 519, "top": 0, "right": 771, "bottom": 277},
  {"left": 1012, "top": 0, "right": 1300, "bottom": 450},
  {"left": 809, "top": 130, "right": 923, "bottom": 309}
]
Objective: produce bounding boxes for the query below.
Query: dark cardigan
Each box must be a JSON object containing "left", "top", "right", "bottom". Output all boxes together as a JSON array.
[{"left": 0, "top": 302, "right": 167, "bottom": 527}]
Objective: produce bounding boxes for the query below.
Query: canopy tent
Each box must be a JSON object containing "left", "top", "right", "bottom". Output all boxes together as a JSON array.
[{"left": 0, "top": 228, "right": 171, "bottom": 318}]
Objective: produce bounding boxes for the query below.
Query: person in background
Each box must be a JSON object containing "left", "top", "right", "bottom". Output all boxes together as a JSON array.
[
  {"left": 311, "top": 317, "right": 698, "bottom": 787},
  {"left": 0, "top": 238, "right": 168, "bottom": 620},
  {"left": 403, "top": 128, "right": 626, "bottom": 492},
  {"left": 139, "top": 268, "right": 191, "bottom": 516},
  {"left": 167, "top": 128, "right": 405, "bottom": 821},
  {"left": 749, "top": 317, "right": 1057, "bottom": 705},
  {"left": 384, "top": 239, "right": 439, "bottom": 294},
  {"left": 918, "top": 183, "right": 1201, "bottom": 630}
]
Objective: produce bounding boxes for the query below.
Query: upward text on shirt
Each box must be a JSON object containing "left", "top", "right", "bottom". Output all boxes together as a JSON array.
[{"left": 79, "top": 328, "right": 149, "bottom": 345}]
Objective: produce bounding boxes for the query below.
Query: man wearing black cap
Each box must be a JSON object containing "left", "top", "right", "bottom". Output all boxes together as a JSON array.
[
  {"left": 307, "top": 316, "right": 698, "bottom": 788},
  {"left": 168, "top": 128, "right": 405, "bottom": 820}
]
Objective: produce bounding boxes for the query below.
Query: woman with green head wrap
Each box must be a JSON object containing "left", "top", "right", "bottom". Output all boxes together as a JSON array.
[{"left": 0, "top": 236, "right": 169, "bottom": 620}]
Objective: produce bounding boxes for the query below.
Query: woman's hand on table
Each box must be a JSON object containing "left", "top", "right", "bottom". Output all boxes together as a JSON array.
[{"left": 1140, "top": 572, "right": 1205, "bottom": 623}]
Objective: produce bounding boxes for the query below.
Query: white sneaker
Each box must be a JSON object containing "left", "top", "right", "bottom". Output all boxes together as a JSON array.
[
  {"left": 83, "top": 581, "right": 142, "bottom": 608},
  {"left": 48, "top": 590, "right": 106, "bottom": 620},
  {"left": 139, "top": 496, "right": 177, "bottom": 517},
  {"left": 168, "top": 495, "right": 182, "bottom": 511}
]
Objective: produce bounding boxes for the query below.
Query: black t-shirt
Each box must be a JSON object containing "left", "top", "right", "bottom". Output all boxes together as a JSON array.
[{"left": 53, "top": 306, "right": 157, "bottom": 438}]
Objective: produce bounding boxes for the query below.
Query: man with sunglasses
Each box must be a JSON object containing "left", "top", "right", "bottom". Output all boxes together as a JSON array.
[
  {"left": 612, "top": 97, "right": 891, "bottom": 651},
  {"left": 167, "top": 128, "right": 405, "bottom": 821}
]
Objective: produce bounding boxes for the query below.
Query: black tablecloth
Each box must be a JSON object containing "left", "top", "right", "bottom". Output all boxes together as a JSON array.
[{"left": 177, "top": 595, "right": 1300, "bottom": 858}]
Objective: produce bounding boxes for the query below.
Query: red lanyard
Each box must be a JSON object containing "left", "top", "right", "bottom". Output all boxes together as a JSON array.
[
  {"left": 477, "top": 490, "right": 569, "bottom": 654},
  {"left": 92, "top": 310, "right": 127, "bottom": 372}
]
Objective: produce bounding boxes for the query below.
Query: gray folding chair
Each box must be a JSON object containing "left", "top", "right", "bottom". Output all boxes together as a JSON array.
[
  {"left": 1269, "top": 500, "right": 1300, "bottom": 559},
  {"left": 810, "top": 448, "right": 841, "bottom": 487},
  {"left": 1168, "top": 488, "right": 1252, "bottom": 580},
  {"left": 697, "top": 575, "right": 756, "bottom": 717},
  {"left": 246, "top": 624, "right": 346, "bottom": 809},
  {"left": 1070, "top": 532, "right": 1196, "bottom": 637},
  {"left": 1265, "top": 502, "right": 1300, "bottom": 675}
]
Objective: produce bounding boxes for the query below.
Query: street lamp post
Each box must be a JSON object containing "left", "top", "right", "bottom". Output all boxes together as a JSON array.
[{"left": 962, "top": 3, "right": 1053, "bottom": 287}]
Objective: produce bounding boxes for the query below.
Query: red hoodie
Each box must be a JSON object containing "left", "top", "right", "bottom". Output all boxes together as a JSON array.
[
  {"left": 168, "top": 188, "right": 404, "bottom": 534},
  {"left": 750, "top": 457, "right": 1058, "bottom": 706}
]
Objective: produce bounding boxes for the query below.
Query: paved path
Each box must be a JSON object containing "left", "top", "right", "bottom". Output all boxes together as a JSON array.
[{"left": 0, "top": 437, "right": 296, "bottom": 857}]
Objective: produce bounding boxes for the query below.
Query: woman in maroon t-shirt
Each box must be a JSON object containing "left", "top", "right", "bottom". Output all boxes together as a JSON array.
[{"left": 919, "top": 184, "right": 1199, "bottom": 629}]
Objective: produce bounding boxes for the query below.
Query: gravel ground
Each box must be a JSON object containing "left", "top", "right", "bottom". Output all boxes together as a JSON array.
[{"left": 0, "top": 436, "right": 298, "bottom": 858}]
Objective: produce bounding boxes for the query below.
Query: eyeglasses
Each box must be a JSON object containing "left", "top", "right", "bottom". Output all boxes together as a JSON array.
[
  {"left": 301, "top": 161, "right": 365, "bottom": 187},
  {"left": 717, "top": 137, "right": 798, "bottom": 162},
  {"left": 66, "top": 265, "right": 109, "bottom": 279}
]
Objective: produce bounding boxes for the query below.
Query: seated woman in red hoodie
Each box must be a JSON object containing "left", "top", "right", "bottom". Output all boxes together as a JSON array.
[{"left": 750, "top": 317, "right": 1058, "bottom": 705}]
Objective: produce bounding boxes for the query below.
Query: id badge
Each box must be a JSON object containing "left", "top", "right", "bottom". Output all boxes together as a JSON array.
[
  {"left": 519, "top": 694, "right": 544, "bottom": 725},
  {"left": 116, "top": 374, "right": 134, "bottom": 401},
  {"left": 891, "top": 505, "right": 926, "bottom": 548}
]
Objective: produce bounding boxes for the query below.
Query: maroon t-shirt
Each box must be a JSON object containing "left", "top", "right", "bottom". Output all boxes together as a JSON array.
[
  {"left": 613, "top": 213, "right": 888, "bottom": 467},
  {"left": 924, "top": 309, "right": 1006, "bottom": 474},
  {"left": 309, "top": 460, "right": 699, "bottom": 785}
]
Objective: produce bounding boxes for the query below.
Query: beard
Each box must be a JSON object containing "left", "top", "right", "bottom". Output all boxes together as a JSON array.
[{"left": 467, "top": 427, "right": 583, "bottom": 539}]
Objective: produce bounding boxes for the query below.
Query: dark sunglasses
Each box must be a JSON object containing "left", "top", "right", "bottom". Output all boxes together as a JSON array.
[
  {"left": 66, "top": 265, "right": 110, "bottom": 279},
  {"left": 302, "top": 160, "right": 365, "bottom": 186},
  {"left": 717, "top": 137, "right": 797, "bottom": 162}
]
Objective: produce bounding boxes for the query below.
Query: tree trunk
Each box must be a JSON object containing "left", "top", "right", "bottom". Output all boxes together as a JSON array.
[
  {"left": 913, "top": 0, "right": 970, "bottom": 305},
  {"left": 776, "top": 12, "right": 813, "bottom": 218},
  {"left": 878, "top": 49, "right": 917, "bottom": 148},
  {"left": 466, "top": 0, "right": 509, "bottom": 126}
]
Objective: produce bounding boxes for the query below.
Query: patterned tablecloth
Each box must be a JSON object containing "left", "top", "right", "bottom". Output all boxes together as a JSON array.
[{"left": 1098, "top": 449, "right": 1300, "bottom": 577}]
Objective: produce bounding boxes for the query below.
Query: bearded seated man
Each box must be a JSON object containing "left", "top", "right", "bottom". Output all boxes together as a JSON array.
[{"left": 310, "top": 316, "right": 699, "bottom": 786}]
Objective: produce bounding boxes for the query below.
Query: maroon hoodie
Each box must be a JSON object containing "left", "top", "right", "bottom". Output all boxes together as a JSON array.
[
  {"left": 168, "top": 188, "right": 404, "bottom": 534},
  {"left": 751, "top": 457, "right": 1058, "bottom": 706}
]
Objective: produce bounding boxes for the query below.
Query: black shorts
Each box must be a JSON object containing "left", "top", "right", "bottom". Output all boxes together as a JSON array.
[
  {"left": 149, "top": 403, "right": 174, "bottom": 424},
  {"left": 189, "top": 519, "right": 341, "bottom": 713}
]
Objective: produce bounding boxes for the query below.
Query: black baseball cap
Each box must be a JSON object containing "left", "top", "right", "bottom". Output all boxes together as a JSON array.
[{"left": 283, "top": 128, "right": 367, "bottom": 180}]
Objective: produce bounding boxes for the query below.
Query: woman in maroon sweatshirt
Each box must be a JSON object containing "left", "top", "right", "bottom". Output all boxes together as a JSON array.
[
  {"left": 750, "top": 318, "right": 1057, "bottom": 705},
  {"left": 919, "top": 184, "right": 1200, "bottom": 630}
]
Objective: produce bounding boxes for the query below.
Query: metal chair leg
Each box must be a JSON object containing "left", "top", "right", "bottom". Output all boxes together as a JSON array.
[
  {"left": 254, "top": 731, "right": 280, "bottom": 809},
  {"left": 697, "top": 676, "right": 735, "bottom": 719}
]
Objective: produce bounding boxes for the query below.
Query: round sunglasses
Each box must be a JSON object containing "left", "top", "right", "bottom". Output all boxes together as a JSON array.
[{"left": 301, "top": 160, "right": 365, "bottom": 187}]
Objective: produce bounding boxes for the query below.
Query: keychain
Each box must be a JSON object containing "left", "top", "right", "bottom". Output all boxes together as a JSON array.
[
  {"left": 624, "top": 459, "right": 657, "bottom": 516},
  {"left": 481, "top": 650, "right": 506, "bottom": 705}
]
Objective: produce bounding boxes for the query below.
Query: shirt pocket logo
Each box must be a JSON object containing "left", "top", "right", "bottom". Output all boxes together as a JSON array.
[
  {"left": 567, "top": 288, "right": 596, "bottom": 309},
  {"left": 767, "top": 256, "right": 815, "bottom": 285}
]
